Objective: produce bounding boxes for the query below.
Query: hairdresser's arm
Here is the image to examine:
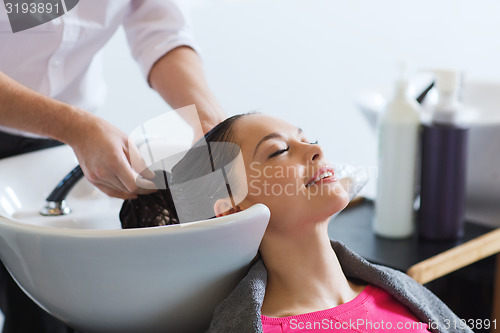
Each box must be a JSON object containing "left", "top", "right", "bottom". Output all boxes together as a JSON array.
[
  {"left": 148, "top": 46, "right": 226, "bottom": 139},
  {"left": 0, "top": 71, "right": 152, "bottom": 199}
]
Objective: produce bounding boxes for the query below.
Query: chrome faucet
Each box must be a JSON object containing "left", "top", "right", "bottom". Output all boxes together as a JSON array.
[{"left": 40, "top": 165, "right": 84, "bottom": 216}]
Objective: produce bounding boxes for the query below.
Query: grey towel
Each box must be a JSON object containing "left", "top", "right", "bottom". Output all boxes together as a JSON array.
[{"left": 209, "top": 240, "right": 473, "bottom": 333}]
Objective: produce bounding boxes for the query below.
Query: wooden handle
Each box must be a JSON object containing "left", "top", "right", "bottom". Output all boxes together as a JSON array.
[{"left": 407, "top": 228, "right": 500, "bottom": 284}]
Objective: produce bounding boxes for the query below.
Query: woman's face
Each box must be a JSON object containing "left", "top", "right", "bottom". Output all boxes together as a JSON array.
[{"left": 232, "top": 114, "right": 349, "bottom": 233}]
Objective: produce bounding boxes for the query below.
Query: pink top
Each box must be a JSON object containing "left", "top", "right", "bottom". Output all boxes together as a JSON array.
[{"left": 261, "top": 285, "right": 430, "bottom": 332}]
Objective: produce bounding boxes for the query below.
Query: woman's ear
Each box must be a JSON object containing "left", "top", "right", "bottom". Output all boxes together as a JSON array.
[{"left": 214, "top": 199, "right": 242, "bottom": 217}]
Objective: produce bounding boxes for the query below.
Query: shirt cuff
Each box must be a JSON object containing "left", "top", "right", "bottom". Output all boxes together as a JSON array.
[{"left": 134, "top": 30, "right": 202, "bottom": 84}]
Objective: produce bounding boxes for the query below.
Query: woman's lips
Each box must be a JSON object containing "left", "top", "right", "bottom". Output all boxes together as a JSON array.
[{"left": 305, "top": 166, "right": 337, "bottom": 187}]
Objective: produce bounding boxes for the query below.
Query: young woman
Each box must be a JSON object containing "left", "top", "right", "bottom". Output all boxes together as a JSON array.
[{"left": 121, "top": 113, "right": 471, "bottom": 333}]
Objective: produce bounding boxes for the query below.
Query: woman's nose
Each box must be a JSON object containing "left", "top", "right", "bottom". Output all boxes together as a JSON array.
[{"left": 304, "top": 142, "right": 323, "bottom": 162}]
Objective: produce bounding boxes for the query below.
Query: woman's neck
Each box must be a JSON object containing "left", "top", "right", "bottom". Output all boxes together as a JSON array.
[{"left": 260, "top": 221, "right": 364, "bottom": 317}]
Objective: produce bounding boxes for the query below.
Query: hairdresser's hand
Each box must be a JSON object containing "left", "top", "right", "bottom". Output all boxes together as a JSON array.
[{"left": 68, "top": 115, "right": 156, "bottom": 199}]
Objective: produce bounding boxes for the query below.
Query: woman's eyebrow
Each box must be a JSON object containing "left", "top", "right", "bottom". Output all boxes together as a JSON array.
[
  {"left": 253, "top": 132, "right": 283, "bottom": 157},
  {"left": 253, "top": 128, "right": 303, "bottom": 157}
]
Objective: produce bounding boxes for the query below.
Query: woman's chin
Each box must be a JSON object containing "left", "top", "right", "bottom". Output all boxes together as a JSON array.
[
  {"left": 307, "top": 198, "right": 348, "bottom": 223},
  {"left": 326, "top": 189, "right": 350, "bottom": 216},
  {"left": 326, "top": 181, "right": 350, "bottom": 203},
  {"left": 331, "top": 197, "right": 349, "bottom": 215}
]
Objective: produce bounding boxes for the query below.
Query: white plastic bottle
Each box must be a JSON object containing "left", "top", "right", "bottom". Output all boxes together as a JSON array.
[{"left": 374, "top": 67, "right": 421, "bottom": 239}]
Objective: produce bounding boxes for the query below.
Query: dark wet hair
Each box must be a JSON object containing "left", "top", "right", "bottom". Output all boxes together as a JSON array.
[{"left": 120, "top": 113, "right": 249, "bottom": 229}]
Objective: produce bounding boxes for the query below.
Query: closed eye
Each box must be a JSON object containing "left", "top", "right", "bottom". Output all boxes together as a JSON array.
[
  {"left": 269, "top": 146, "right": 290, "bottom": 159},
  {"left": 268, "top": 140, "right": 317, "bottom": 159}
]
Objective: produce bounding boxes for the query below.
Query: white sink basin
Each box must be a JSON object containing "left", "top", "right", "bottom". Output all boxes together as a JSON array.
[
  {"left": 0, "top": 146, "right": 123, "bottom": 230},
  {"left": 0, "top": 146, "right": 270, "bottom": 332},
  {"left": 357, "top": 76, "right": 500, "bottom": 228}
]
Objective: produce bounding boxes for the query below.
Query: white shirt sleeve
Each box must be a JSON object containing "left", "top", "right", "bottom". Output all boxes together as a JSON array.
[{"left": 122, "top": 0, "right": 201, "bottom": 82}]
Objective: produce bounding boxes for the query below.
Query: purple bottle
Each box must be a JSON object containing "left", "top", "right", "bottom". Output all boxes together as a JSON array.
[{"left": 419, "top": 70, "right": 469, "bottom": 240}]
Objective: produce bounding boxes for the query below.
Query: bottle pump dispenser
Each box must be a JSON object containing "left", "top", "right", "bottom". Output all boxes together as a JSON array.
[
  {"left": 374, "top": 65, "right": 421, "bottom": 239},
  {"left": 418, "top": 69, "right": 468, "bottom": 240}
]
